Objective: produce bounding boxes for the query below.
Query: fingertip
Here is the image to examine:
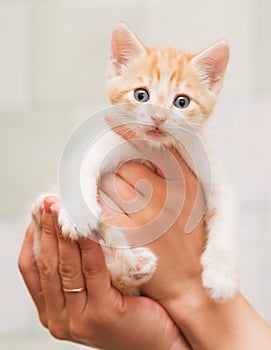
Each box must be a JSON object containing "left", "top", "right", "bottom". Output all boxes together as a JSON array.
[
  {"left": 44, "top": 196, "right": 58, "bottom": 214},
  {"left": 50, "top": 202, "right": 60, "bottom": 215}
]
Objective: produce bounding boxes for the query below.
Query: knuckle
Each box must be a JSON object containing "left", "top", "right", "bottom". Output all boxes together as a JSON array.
[
  {"left": 18, "top": 255, "right": 28, "bottom": 275},
  {"left": 70, "top": 319, "right": 102, "bottom": 341},
  {"left": 59, "top": 262, "right": 80, "bottom": 282},
  {"left": 80, "top": 244, "right": 105, "bottom": 278},
  {"left": 83, "top": 261, "right": 104, "bottom": 279},
  {"left": 69, "top": 321, "right": 90, "bottom": 340},
  {"left": 38, "top": 256, "right": 58, "bottom": 281},
  {"left": 38, "top": 312, "right": 48, "bottom": 329},
  {"left": 48, "top": 321, "right": 70, "bottom": 341},
  {"left": 89, "top": 307, "right": 115, "bottom": 329},
  {"left": 41, "top": 221, "right": 54, "bottom": 236}
]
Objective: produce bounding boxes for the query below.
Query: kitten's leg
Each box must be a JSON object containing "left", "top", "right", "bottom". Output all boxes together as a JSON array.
[
  {"left": 55, "top": 132, "right": 158, "bottom": 294},
  {"left": 100, "top": 226, "right": 157, "bottom": 295},
  {"left": 57, "top": 197, "right": 157, "bottom": 295},
  {"left": 201, "top": 184, "right": 239, "bottom": 301}
]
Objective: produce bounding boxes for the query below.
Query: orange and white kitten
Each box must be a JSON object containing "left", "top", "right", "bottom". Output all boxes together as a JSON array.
[{"left": 32, "top": 23, "right": 238, "bottom": 300}]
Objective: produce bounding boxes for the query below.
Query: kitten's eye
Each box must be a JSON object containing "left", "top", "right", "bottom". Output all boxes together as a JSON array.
[
  {"left": 134, "top": 88, "right": 149, "bottom": 102},
  {"left": 174, "top": 95, "right": 190, "bottom": 109}
]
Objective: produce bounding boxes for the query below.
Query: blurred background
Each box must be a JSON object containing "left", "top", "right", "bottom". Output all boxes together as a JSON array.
[{"left": 0, "top": 0, "right": 271, "bottom": 349}]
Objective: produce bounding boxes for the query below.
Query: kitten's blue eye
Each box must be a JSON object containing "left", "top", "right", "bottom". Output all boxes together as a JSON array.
[
  {"left": 174, "top": 95, "right": 190, "bottom": 109},
  {"left": 134, "top": 88, "right": 149, "bottom": 102}
]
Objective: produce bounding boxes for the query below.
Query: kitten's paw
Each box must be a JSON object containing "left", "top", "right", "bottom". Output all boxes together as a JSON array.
[
  {"left": 202, "top": 264, "right": 239, "bottom": 301},
  {"left": 58, "top": 207, "right": 79, "bottom": 239},
  {"left": 58, "top": 206, "right": 100, "bottom": 239},
  {"left": 109, "top": 247, "right": 157, "bottom": 295},
  {"left": 128, "top": 247, "right": 157, "bottom": 284}
]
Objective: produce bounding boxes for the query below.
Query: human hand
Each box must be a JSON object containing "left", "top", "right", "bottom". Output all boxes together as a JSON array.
[
  {"left": 18, "top": 196, "right": 191, "bottom": 350},
  {"left": 99, "top": 124, "right": 206, "bottom": 305}
]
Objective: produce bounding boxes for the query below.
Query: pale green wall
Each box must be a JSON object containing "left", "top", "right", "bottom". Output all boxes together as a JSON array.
[{"left": 0, "top": 1, "right": 271, "bottom": 349}]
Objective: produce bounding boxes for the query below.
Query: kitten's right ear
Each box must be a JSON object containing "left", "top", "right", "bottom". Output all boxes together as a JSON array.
[
  {"left": 109, "top": 22, "right": 146, "bottom": 77},
  {"left": 191, "top": 40, "right": 230, "bottom": 95}
]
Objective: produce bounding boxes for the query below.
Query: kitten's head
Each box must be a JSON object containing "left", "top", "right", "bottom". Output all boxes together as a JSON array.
[{"left": 107, "top": 23, "right": 229, "bottom": 144}]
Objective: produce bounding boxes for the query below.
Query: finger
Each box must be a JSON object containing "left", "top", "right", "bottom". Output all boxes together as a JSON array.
[
  {"left": 18, "top": 222, "right": 47, "bottom": 327},
  {"left": 100, "top": 173, "right": 138, "bottom": 203},
  {"left": 78, "top": 238, "right": 112, "bottom": 301},
  {"left": 43, "top": 195, "right": 59, "bottom": 213},
  {"left": 38, "top": 200, "right": 65, "bottom": 316},
  {"left": 100, "top": 173, "right": 145, "bottom": 217},
  {"left": 98, "top": 190, "right": 133, "bottom": 228},
  {"left": 51, "top": 204, "right": 88, "bottom": 315},
  {"left": 117, "top": 161, "right": 161, "bottom": 190}
]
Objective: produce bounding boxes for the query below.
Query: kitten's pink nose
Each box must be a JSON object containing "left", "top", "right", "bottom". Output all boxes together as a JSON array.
[{"left": 151, "top": 116, "right": 166, "bottom": 125}]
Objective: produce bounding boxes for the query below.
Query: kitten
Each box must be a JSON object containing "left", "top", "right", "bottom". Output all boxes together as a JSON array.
[{"left": 32, "top": 23, "right": 238, "bottom": 300}]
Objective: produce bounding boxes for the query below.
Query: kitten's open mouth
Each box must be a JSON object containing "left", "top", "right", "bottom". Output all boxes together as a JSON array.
[{"left": 147, "top": 127, "right": 165, "bottom": 137}]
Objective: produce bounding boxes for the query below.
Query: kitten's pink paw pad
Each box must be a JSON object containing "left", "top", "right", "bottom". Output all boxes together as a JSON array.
[{"left": 128, "top": 247, "right": 157, "bottom": 283}]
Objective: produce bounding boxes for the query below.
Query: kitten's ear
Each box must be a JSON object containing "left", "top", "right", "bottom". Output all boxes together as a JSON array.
[
  {"left": 109, "top": 22, "right": 146, "bottom": 76},
  {"left": 191, "top": 40, "right": 229, "bottom": 94}
]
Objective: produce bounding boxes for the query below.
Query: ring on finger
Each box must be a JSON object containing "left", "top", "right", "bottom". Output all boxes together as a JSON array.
[{"left": 63, "top": 287, "right": 86, "bottom": 294}]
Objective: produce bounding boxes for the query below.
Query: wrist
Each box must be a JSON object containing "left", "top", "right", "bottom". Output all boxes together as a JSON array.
[
  {"left": 162, "top": 284, "right": 219, "bottom": 350},
  {"left": 163, "top": 290, "right": 271, "bottom": 350},
  {"left": 162, "top": 281, "right": 206, "bottom": 322}
]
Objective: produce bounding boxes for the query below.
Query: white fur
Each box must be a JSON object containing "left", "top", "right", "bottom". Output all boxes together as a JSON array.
[
  {"left": 32, "top": 131, "right": 158, "bottom": 295},
  {"left": 182, "top": 128, "right": 238, "bottom": 300},
  {"left": 32, "top": 119, "right": 238, "bottom": 299}
]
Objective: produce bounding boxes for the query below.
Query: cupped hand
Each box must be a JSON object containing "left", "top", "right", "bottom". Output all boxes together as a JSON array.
[
  {"left": 99, "top": 124, "right": 207, "bottom": 305},
  {"left": 19, "top": 196, "right": 191, "bottom": 350}
]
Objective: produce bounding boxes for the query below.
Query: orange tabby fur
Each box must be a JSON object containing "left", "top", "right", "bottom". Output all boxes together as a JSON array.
[{"left": 108, "top": 46, "right": 215, "bottom": 122}]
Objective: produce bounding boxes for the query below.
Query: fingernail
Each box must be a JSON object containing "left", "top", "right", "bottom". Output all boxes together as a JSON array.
[{"left": 50, "top": 202, "right": 60, "bottom": 213}]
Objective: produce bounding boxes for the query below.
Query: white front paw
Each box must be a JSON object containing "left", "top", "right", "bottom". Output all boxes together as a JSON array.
[
  {"left": 58, "top": 207, "right": 78, "bottom": 239},
  {"left": 58, "top": 206, "right": 101, "bottom": 239},
  {"left": 128, "top": 247, "right": 158, "bottom": 285},
  {"left": 202, "top": 264, "right": 239, "bottom": 301},
  {"left": 108, "top": 247, "right": 158, "bottom": 295}
]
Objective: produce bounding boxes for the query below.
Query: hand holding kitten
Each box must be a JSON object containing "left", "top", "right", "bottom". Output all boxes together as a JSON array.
[
  {"left": 19, "top": 164, "right": 196, "bottom": 349},
  {"left": 99, "top": 125, "right": 206, "bottom": 304}
]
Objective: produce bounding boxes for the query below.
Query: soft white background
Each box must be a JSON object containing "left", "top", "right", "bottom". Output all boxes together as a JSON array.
[{"left": 0, "top": 0, "right": 270, "bottom": 349}]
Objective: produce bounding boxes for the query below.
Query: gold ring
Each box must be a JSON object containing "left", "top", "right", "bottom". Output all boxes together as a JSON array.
[{"left": 63, "top": 287, "right": 86, "bottom": 294}]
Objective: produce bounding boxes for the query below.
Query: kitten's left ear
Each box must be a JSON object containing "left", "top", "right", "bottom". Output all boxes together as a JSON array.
[
  {"left": 109, "top": 22, "right": 146, "bottom": 77},
  {"left": 191, "top": 40, "right": 230, "bottom": 94}
]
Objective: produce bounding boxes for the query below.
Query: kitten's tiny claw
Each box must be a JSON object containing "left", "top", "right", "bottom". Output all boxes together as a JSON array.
[{"left": 58, "top": 207, "right": 79, "bottom": 239}]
